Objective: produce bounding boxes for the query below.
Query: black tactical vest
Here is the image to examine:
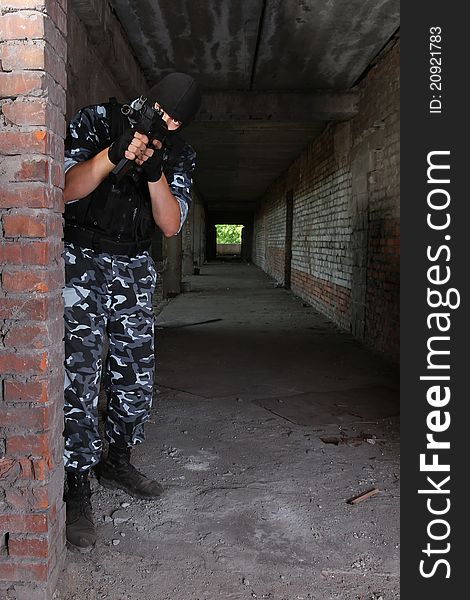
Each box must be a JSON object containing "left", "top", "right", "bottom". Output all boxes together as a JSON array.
[
  {"left": 64, "top": 172, "right": 155, "bottom": 255},
  {"left": 64, "top": 99, "right": 177, "bottom": 256}
]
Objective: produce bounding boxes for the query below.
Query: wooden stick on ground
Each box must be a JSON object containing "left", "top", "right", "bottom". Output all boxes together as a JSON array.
[{"left": 347, "top": 487, "right": 380, "bottom": 505}]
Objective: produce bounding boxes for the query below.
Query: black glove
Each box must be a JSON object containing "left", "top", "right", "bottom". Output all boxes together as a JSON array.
[
  {"left": 107, "top": 128, "right": 135, "bottom": 165},
  {"left": 141, "top": 147, "right": 164, "bottom": 182}
]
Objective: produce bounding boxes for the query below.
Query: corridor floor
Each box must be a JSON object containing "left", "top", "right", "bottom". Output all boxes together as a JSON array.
[{"left": 57, "top": 261, "right": 400, "bottom": 600}]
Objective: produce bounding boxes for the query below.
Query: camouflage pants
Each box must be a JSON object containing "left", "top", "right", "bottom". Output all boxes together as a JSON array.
[{"left": 63, "top": 243, "right": 157, "bottom": 472}]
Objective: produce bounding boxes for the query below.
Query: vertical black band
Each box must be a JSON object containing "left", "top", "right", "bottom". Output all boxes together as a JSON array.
[{"left": 401, "top": 3, "right": 467, "bottom": 597}]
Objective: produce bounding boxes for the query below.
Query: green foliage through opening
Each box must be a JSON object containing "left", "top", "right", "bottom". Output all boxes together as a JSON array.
[{"left": 216, "top": 224, "right": 243, "bottom": 244}]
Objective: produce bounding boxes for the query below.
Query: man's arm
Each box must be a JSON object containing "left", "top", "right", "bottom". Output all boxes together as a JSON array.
[
  {"left": 143, "top": 138, "right": 195, "bottom": 238},
  {"left": 147, "top": 175, "right": 183, "bottom": 237},
  {"left": 64, "top": 149, "right": 114, "bottom": 203},
  {"left": 64, "top": 130, "right": 152, "bottom": 203},
  {"left": 147, "top": 141, "right": 196, "bottom": 237}
]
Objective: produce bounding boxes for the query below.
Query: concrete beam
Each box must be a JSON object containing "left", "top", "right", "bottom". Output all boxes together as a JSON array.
[
  {"left": 197, "top": 91, "right": 359, "bottom": 122},
  {"left": 208, "top": 209, "right": 255, "bottom": 221},
  {"left": 69, "top": 0, "right": 147, "bottom": 99},
  {"left": 207, "top": 202, "right": 258, "bottom": 213}
]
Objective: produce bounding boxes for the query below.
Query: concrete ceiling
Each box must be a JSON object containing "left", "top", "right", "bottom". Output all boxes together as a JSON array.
[{"left": 109, "top": 0, "right": 400, "bottom": 212}]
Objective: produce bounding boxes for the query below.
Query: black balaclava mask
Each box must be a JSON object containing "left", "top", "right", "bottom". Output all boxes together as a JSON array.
[{"left": 147, "top": 72, "right": 201, "bottom": 129}]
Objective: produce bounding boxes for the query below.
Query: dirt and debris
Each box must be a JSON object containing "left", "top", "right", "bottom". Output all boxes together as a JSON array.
[
  {"left": 56, "top": 263, "right": 399, "bottom": 600},
  {"left": 320, "top": 434, "right": 383, "bottom": 447}
]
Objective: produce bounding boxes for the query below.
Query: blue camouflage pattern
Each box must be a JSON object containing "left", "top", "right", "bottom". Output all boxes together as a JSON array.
[{"left": 63, "top": 243, "right": 157, "bottom": 472}]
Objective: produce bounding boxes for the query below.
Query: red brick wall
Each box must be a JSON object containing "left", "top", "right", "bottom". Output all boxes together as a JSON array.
[
  {"left": 253, "top": 38, "right": 400, "bottom": 361},
  {"left": 0, "top": 1, "right": 67, "bottom": 598},
  {"left": 266, "top": 246, "right": 285, "bottom": 278},
  {"left": 357, "top": 43, "right": 400, "bottom": 360}
]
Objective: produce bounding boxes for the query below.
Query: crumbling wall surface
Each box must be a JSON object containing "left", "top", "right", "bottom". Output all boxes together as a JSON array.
[
  {"left": 0, "top": 1, "right": 68, "bottom": 598},
  {"left": 66, "top": 0, "right": 147, "bottom": 119},
  {"left": 253, "top": 39, "right": 400, "bottom": 361}
]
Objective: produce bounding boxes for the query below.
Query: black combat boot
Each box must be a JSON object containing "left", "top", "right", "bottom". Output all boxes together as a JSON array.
[
  {"left": 64, "top": 470, "right": 96, "bottom": 552},
  {"left": 95, "top": 444, "right": 164, "bottom": 500}
]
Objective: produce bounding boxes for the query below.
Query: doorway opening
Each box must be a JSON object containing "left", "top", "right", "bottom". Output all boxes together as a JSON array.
[{"left": 284, "top": 190, "right": 294, "bottom": 288}]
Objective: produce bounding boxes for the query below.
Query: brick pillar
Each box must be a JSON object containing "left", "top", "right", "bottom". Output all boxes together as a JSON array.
[{"left": 0, "top": 1, "right": 67, "bottom": 598}]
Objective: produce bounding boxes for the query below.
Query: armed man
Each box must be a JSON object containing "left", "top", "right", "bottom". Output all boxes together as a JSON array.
[{"left": 62, "top": 73, "right": 201, "bottom": 552}]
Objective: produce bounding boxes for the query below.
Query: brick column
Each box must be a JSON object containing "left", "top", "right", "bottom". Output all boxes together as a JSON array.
[{"left": 0, "top": 1, "right": 67, "bottom": 598}]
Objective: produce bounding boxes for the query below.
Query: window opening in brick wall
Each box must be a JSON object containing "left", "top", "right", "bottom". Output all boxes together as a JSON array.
[{"left": 215, "top": 224, "right": 243, "bottom": 257}]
